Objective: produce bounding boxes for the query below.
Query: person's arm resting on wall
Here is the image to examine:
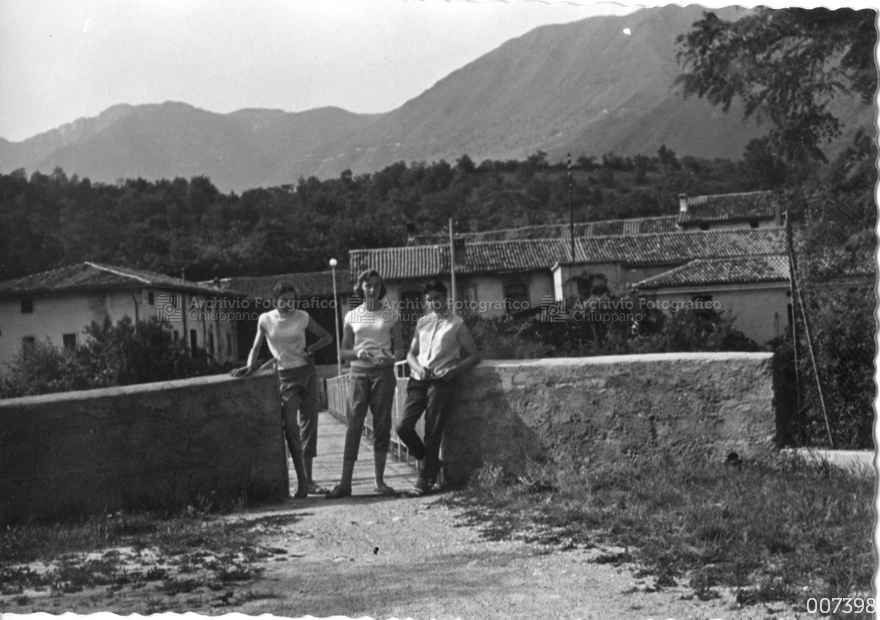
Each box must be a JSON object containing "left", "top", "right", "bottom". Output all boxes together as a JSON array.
[
  {"left": 439, "top": 323, "right": 481, "bottom": 382},
  {"left": 230, "top": 323, "right": 270, "bottom": 377}
]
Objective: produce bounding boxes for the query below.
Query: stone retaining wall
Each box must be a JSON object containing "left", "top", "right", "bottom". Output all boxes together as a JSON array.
[
  {"left": 0, "top": 371, "right": 288, "bottom": 525},
  {"left": 441, "top": 352, "right": 776, "bottom": 486}
]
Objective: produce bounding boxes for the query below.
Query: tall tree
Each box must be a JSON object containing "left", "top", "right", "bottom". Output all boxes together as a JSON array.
[{"left": 675, "top": 8, "right": 876, "bottom": 163}]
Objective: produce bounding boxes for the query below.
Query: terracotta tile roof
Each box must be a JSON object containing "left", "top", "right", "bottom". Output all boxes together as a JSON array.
[
  {"left": 350, "top": 229, "right": 787, "bottom": 281},
  {"left": 678, "top": 191, "right": 778, "bottom": 224},
  {"left": 349, "top": 246, "right": 451, "bottom": 282},
  {"left": 219, "top": 270, "right": 351, "bottom": 300},
  {"left": 578, "top": 228, "right": 785, "bottom": 265},
  {"left": 0, "top": 262, "right": 240, "bottom": 298},
  {"left": 408, "top": 216, "right": 680, "bottom": 245},
  {"left": 634, "top": 255, "right": 791, "bottom": 290}
]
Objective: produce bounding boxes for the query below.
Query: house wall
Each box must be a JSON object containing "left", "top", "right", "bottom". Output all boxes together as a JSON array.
[
  {"left": 0, "top": 290, "right": 136, "bottom": 372},
  {"left": 0, "top": 288, "right": 238, "bottom": 374},
  {"left": 386, "top": 272, "right": 553, "bottom": 320},
  {"left": 553, "top": 263, "right": 675, "bottom": 299},
  {"left": 441, "top": 353, "right": 776, "bottom": 486},
  {"left": 0, "top": 371, "right": 287, "bottom": 525},
  {"left": 648, "top": 285, "right": 790, "bottom": 344}
]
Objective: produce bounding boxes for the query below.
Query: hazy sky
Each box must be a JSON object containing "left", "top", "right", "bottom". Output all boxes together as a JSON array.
[{"left": 0, "top": 0, "right": 870, "bottom": 142}]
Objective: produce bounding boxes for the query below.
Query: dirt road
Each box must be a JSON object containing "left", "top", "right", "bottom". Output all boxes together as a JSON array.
[
  {"left": 204, "top": 492, "right": 805, "bottom": 620},
  {"left": 2, "top": 413, "right": 808, "bottom": 619}
]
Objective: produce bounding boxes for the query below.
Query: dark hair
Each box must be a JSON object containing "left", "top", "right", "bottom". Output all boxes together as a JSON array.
[
  {"left": 422, "top": 280, "right": 448, "bottom": 297},
  {"left": 354, "top": 269, "right": 387, "bottom": 300},
  {"left": 272, "top": 281, "right": 300, "bottom": 301}
]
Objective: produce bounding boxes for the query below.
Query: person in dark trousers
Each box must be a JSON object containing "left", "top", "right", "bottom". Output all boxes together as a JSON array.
[
  {"left": 231, "top": 281, "right": 333, "bottom": 498},
  {"left": 397, "top": 280, "right": 481, "bottom": 496},
  {"left": 326, "top": 269, "right": 406, "bottom": 498}
]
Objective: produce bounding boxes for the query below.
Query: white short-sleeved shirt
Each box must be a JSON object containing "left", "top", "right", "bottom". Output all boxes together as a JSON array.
[
  {"left": 258, "top": 309, "right": 311, "bottom": 370},
  {"left": 344, "top": 303, "right": 394, "bottom": 371},
  {"left": 414, "top": 312, "right": 464, "bottom": 379}
]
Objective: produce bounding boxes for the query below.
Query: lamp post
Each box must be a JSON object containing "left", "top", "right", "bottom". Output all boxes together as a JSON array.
[
  {"left": 448, "top": 218, "right": 457, "bottom": 315},
  {"left": 329, "top": 258, "right": 342, "bottom": 377}
]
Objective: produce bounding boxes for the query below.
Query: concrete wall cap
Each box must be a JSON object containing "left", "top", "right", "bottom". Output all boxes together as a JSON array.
[
  {"left": 0, "top": 369, "right": 276, "bottom": 407},
  {"left": 474, "top": 352, "right": 773, "bottom": 369}
]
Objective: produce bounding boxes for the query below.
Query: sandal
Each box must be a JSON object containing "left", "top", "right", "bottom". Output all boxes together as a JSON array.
[
  {"left": 405, "top": 478, "right": 432, "bottom": 497},
  {"left": 427, "top": 460, "right": 445, "bottom": 488},
  {"left": 307, "top": 482, "right": 329, "bottom": 495},
  {"left": 325, "top": 484, "right": 352, "bottom": 499},
  {"left": 374, "top": 483, "right": 396, "bottom": 495}
]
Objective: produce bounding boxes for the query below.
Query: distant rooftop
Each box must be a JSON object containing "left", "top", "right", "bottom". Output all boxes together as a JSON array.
[
  {"left": 408, "top": 215, "right": 680, "bottom": 246},
  {"left": 0, "top": 262, "right": 239, "bottom": 298},
  {"left": 679, "top": 191, "right": 778, "bottom": 225},
  {"left": 217, "top": 270, "right": 351, "bottom": 300},
  {"left": 352, "top": 229, "right": 787, "bottom": 281},
  {"left": 635, "top": 255, "right": 790, "bottom": 290}
]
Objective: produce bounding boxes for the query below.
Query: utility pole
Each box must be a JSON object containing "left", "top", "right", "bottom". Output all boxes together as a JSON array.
[{"left": 784, "top": 211, "right": 801, "bottom": 414}]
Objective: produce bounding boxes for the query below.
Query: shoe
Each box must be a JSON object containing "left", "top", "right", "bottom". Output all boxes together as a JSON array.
[
  {"left": 406, "top": 477, "right": 432, "bottom": 497},
  {"left": 325, "top": 484, "right": 352, "bottom": 499},
  {"left": 307, "top": 482, "right": 329, "bottom": 495},
  {"left": 374, "top": 483, "right": 396, "bottom": 495},
  {"left": 427, "top": 460, "right": 445, "bottom": 488},
  {"left": 293, "top": 487, "right": 308, "bottom": 499}
]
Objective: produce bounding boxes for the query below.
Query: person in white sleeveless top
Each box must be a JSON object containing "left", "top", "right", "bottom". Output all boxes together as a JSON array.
[
  {"left": 231, "top": 281, "right": 333, "bottom": 498},
  {"left": 398, "top": 280, "right": 481, "bottom": 496},
  {"left": 325, "top": 269, "right": 405, "bottom": 498}
]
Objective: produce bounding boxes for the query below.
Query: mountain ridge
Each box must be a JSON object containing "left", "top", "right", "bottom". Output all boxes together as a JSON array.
[{"left": 0, "top": 5, "right": 870, "bottom": 192}]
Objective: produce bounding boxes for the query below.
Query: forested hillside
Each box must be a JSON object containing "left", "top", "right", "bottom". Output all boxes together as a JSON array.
[{"left": 0, "top": 143, "right": 787, "bottom": 282}]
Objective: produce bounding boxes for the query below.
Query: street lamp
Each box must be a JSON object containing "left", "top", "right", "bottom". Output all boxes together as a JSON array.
[{"left": 329, "top": 259, "right": 342, "bottom": 377}]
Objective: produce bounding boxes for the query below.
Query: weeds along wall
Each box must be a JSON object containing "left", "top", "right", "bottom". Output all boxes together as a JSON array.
[
  {"left": 441, "top": 353, "right": 776, "bottom": 486},
  {"left": 0, "top": 372, "right": 288, "bottom": 525}
]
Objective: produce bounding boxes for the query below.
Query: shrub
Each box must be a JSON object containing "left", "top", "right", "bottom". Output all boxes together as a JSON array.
[
  {"left": 0, "top": 317, "right": 228, "bottom": 399},
  {"left": 465, "top": 288, "right": 759, "bottom": 361}
]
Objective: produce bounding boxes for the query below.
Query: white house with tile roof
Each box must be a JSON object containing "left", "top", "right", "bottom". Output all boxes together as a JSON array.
[
  {"left": 0, "top": 262, "right": 246, "bottom": 373},
  {"left": 632, "top": 254, "right": 792, "bottom": 344},
  {"left": 353, "top": 191, "right": 789, "bottom": 341},
  {"left": 349, "top": 228, "right": 788, "bottom": 328}
]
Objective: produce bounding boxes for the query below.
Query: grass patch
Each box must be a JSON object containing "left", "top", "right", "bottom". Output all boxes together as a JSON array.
[
  {"left": 453, "top": 451, "right": 874, "bottom": 607},
  {"left": 0, "top": 500, "right": 290, "bottom": 603}
]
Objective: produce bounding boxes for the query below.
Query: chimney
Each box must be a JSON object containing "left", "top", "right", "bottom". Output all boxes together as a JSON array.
[
  {"left": 213, "top": 276, "right": 221, "bottom": 288},
  {"left": 678, "top": 193, "right": 688, "bottom": 213}
]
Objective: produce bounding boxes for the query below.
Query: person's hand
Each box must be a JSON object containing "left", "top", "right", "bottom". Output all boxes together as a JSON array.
[
  {"left": 357, "top": 349, "right": 374, "bottom": 362},
  {"left": 230, "top": 366, "right": 252, "bottom": 378},
  {"left": 436, "top": 367, "right": 456, "bottom": 382},
  {"left": 376, "top": 351, "right": 396, "bottom": 366}
]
